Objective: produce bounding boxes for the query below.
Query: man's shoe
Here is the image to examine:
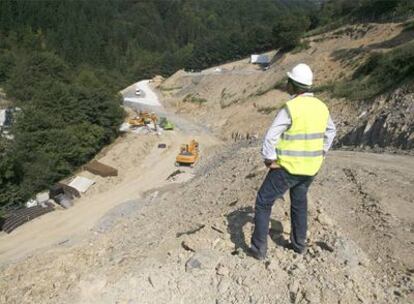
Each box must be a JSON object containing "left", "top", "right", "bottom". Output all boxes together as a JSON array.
[
  {"left": 249, "top": 245, "right": 266, "bottom": 260},
  {"left": 286, "top": 243, "right": 307, "bottom": 255}
]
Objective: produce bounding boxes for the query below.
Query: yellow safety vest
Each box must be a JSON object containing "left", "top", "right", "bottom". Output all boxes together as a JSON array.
[{"left": 276, "top": 95, "right": 329, "bottom": 176}]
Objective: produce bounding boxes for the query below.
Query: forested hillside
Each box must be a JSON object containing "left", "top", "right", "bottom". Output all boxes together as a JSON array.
[
  {"left": 0, "top": 0, "right": 317, "bottom": 210},
  {"left": 0, "top": 0, "right": 316, "bottom": 79}
]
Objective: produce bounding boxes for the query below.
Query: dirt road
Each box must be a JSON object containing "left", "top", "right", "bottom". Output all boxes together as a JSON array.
[{"left": 0, "top": 84, "right": 219, "bottom": 265}]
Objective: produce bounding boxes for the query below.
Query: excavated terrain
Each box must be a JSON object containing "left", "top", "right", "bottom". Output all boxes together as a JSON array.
[
  {"left": 1, "top": 142, "right": 413, "bottom": 304},
  {"left": 160, "top": 21, "right": 414, "bottom": 153},
  {"left": 1, "top": 21, "right": 414, "bottom": 304}
]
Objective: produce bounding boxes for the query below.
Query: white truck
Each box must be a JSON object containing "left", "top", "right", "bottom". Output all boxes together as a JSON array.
[{"left": 135, "top": 85, "right": 142, "bottom": 96}]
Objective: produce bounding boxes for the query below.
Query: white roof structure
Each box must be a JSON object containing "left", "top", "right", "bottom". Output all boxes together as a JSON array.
[
  {"left": 250, "top": 54, "right": 270, "bottom": 64},
  {"left": 0, "top": 109, "right": 6, "bottom": 126},
  {"left": 69, "top": 176, "right": 95, "bottom": 193}
]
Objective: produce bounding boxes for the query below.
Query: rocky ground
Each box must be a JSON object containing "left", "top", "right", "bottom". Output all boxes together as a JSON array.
[{"left": 1, "top": 140, "right": 413, "bottom": 304}]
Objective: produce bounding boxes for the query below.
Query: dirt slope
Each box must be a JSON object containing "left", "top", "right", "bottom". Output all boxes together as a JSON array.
[
  {"left": 160, "top": 22, "right": 412, "bottom": 148},
  {"left": 1, "top": 145, "right": 413, "bottom": 304},
  {"left": 0, "top": 120, "right": 218, "bottom": 264}
]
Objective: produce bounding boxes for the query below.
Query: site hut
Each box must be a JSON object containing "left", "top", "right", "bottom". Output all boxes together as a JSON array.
[{"left": 250, "top": 54, "right": 270, "bottom": 70}]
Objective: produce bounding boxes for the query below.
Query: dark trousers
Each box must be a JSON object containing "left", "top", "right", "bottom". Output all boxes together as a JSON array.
[{"left": 251, "top": 168, "right": 314, "bottom": 254}]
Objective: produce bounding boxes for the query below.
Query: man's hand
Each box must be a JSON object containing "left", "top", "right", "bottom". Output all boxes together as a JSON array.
[{"left": 264, "top": 159, "right": 280, "bottom": 169}]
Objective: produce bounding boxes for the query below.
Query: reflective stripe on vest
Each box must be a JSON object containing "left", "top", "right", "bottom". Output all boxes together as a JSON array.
[
  {"left": 276, "top": 95, "right": 329, "bottom": 176},
  {"left": 281, "top": 132, "right": 325, "bottom": 140},
  {"left": 276, "top": 149, "right": 324, "bottom": 157}
]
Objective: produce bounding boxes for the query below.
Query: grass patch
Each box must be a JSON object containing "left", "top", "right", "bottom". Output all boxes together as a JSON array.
[
  {"left": 257, "top": 105, "right": 279, "bottom": 115},
  {"left": 183, "top": 94, "right": 207, "bottom": 105},
  {"left": 273, "top": 77, "right": 288, "bottom": 90},
  {"left": 255, "top": 77, "right": 287, "bottom": 96},
  {"left": 319, "top": 41, "right": 414, "bottom": 100},
  {"left": 291, "top": 41, "right": 311, "bottom": 54},
  {"left": 304, "top": 19, "right": 346, "bottom": 38},
  {"left": 160, "top": 86, "right": 182, "bottom": 91},
  {"left": 403, "top": 20, "right": 414, "bottom": 31},
  {"left": 256, "top": 86, "right": 273, "bottom": 96}
]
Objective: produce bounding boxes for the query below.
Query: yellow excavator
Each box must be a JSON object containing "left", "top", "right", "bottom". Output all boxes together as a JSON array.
[
  {"left": 175, "top": 139, "right": 199, "bottom": 167},
  {"left": 129, "top": 111, "right": 158, "bottom": 129}
]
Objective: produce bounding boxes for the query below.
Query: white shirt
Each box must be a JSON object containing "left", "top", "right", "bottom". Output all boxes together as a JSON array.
[{"left": 262, "top": 93, "right": 337, "bottom": 160}]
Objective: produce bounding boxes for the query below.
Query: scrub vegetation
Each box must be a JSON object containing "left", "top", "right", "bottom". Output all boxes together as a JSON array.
[{"left": 328, "top": 41, "right": 414, "bottom": 100}]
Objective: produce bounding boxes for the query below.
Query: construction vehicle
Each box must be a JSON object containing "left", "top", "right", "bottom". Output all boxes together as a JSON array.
[
  {"left": 159, "top": 117, "right": 174, "bottom": 130},
  {"left": 128, "top": 111, "right": 158, "bottom": 128},
  {"left": 128, "top": 116, "right": 146, "bottom": 127},
  {"left": 175, "top": 139, "right": 199, "bottom": 167}
]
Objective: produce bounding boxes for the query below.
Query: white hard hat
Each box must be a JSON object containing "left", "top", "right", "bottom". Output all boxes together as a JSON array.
[{"left": 287, "top": 63, "right": 313, "bottom": 87}]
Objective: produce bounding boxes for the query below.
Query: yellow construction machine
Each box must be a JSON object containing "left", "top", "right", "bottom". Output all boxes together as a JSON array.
[
  {"left": 175, "top": 139, "right": 199, "bottom": 167},
  {"left": 128, "top": 111, "right": 158, "bottom": 128}
]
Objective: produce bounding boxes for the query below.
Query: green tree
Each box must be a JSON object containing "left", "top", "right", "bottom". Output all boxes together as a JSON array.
[{"left": 272, "top": 14, "right": 311, "bottom": 51}]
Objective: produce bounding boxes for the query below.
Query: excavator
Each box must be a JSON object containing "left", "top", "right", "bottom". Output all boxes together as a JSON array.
[
  {"left": 128, "top": 111, "right": 158, "bottom": 129},
  {"left": 175, "top": 139, "right": 199, "bottom": 167}
]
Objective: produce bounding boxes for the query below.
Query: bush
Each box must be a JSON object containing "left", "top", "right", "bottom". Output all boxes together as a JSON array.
[
  {"left": 183, "top": 94, "right": 207, "bottom": 105},
  {"left": 331, "top": 41, "right": 414, "bottom": 100},
  {"left": 272, "top": 15, "right": 311, "bottom": 51},
  {"left": 257, "top": 105, "right": 279, "bottom": 114},
  {"left": 0, "top": 50, "right": 15, "bottom": 83}
]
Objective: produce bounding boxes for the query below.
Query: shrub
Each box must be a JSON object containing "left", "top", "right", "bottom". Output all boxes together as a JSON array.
[
  {"left": 183, "top": 94, "right": 207, "bottom": 105},
  {"left": 327, "top": 42, "right": 414, "bottom": 100}
]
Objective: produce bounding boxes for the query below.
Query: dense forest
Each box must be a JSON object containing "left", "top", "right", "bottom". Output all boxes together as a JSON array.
[{"left": 0, "top": 0, "right": 413, "bottom": 210}]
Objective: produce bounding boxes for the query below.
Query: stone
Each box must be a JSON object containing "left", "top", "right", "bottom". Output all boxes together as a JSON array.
[
  {"left": 266, "top": 260, "right": 279, "bottom": 272},
  {"left": 289, "top": 280, "right": 300, "bottom": 294},
  {"left": 317, "top": 213, "right": 334, "bottom": 226},
  {"left": 185, "top": 249, "right": 220, "bottom": 272},
  {"left": 273, "top": 248, "right": 286, "bottom": 260},
  {"left": 304, "top": 284, "right": 321, "bottom": 304},
  {"left": 216, "top": 263, "right": 229, "bottom": 276},
  {"left": 217, "top": 277, "right": 231, "bottom": 293},
  {"left": 235, "top": 247, "right": 246, "bottom": 259},
  {"left": 296, "top": 262, "right": 306, "bottom": 272},
  {"left": 357, "top": 294, "right": 368, "bottom": 303},
  {"left": 289, "top": 280, "right": 300, "bottom": 303}
]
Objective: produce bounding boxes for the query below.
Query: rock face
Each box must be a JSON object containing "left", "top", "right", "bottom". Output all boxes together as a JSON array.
[{"left": 336, "top": 86, "right": 414, "bottom": 152}]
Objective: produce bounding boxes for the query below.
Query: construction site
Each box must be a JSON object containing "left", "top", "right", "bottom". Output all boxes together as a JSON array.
[{"left": 0, "top": 17, "right": 414, "bottom": 304}]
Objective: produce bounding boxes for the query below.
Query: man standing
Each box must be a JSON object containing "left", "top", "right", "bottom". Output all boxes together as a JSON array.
[{"left": 250, "top": 63, "right": 336, "bottom": 259}]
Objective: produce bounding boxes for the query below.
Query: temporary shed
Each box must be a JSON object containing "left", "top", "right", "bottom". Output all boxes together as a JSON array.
[
  {"left": 250, "top": 54, "right": 270, "bottom": 64},
  {"left": 69, "top": 176, "right": 95, "bottom": 193},
  {"left": 0, "top": 109, "right": 6, "bottom": 127}
]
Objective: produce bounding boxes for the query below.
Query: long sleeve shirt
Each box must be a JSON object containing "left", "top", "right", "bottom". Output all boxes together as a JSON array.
[{"left": 262, "top": 93, "right": 337, "bottom": 161}]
